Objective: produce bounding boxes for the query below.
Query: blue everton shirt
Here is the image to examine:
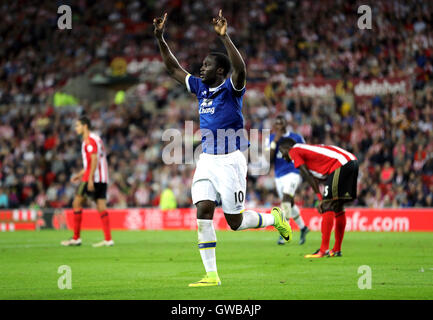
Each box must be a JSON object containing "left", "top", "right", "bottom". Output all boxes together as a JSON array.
[
  {"left": 268, "top": 131, "right": 305, "bottom": 178},
  {"left": 186, "top": 74, "right": 249, "bottom": 154}
]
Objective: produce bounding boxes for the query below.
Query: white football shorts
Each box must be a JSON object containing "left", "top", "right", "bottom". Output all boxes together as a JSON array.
[
  {"left": 191, "top": 150, "right": 247, "bottom": 214},
  {"left": 275, "top": 172, "right": 302, "bottom": 199}
]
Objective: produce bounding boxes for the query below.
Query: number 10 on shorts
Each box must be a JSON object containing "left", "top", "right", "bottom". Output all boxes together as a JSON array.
[{"left": 234, "top": 191, "right": 244, "bottom": 204}]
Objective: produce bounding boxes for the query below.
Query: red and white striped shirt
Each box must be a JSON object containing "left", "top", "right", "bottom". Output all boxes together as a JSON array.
[
  {"left": 289, "top": 144, "right": 357, "bottom": 179},
  {"left": 81, "top": 133, "right": 109, "bottom": 183}
]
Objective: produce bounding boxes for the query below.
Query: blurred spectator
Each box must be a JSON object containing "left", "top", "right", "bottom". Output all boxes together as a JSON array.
[
  {"left": 380, "top": 162, "right": 395, "bottom": 184},
  {"left": 0, "top": 187, "right": 8, "bottom": 208},
  {"left": 160, "top": 187, "right": 177, "bottom": 210}
]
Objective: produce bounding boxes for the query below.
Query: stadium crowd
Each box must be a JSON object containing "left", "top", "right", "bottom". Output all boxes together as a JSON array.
[{"left": 0, "top": 0, "right": 433, "bottom": 209}]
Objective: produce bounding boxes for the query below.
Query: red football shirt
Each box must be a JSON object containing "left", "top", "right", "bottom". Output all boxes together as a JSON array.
[
  {"left": 81, "top": 133, "right": 109, "bottom": 183},
  {"left": 289, "top": 144, "right": 357, "bottom": 179}
]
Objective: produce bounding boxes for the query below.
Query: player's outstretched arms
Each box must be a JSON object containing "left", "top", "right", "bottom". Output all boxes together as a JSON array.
[
  {"left": 153, "top": 13, "right": 188, "bottom": 84},
  {"left": 213, "top": 9, "right": 246, "bottom": 90}
]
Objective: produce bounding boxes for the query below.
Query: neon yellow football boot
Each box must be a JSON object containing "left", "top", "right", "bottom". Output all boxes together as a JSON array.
[
  {"left": 189, "top": 272, "right": 221, "bottom": 287},
  {"left": 271, "top": 207, "right": 292, "bottom": 242}
]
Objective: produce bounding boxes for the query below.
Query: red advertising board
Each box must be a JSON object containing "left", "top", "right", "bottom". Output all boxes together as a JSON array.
[
  {"left": 0, "top": 209, "right": 40, "bottom": 231},
  {"left": 63, "top": 208, "right": 433, "bottom": 232}
]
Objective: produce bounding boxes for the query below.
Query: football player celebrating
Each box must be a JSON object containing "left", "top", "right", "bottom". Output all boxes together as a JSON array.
[
  {"left": 267, "top": 115, "right": 309, "bottom": 245},
  {"left": 278, "top": 137, "right": 359, "bottom": 258},
  {"left": 154, "top": 10, "right": 292, "bottom": 287},
  {"left": 61, "top": 116, "right": 113, "bottom": 247}
]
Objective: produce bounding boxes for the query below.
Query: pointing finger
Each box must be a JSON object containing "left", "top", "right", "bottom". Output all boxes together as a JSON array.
[{"left": 219, "top": 9, "right": 222, "bottom": 18}]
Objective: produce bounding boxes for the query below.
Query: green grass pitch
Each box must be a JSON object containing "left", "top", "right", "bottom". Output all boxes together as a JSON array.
[{"left": 0, "top": 230, "right": 432, "bottom": 300}]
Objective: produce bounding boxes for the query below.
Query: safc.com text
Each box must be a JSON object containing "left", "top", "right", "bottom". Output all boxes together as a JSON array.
[{"left": 309, "top": 211, "right": 410, "bottom": 232}]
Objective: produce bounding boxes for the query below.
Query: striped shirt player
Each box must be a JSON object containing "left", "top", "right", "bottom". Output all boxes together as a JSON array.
[
  {"left": 288, "top": 143, "right": 358, "bottom": 201},
  {"left": 278, "top": 138, "right": 359, "bottom": 258},
  {"left": 154, "top": 10, "right": 292, "bottom": 287},
  {"left": 81, "top": 133, "right": 109, "bottom": 184},
  {"left": 78, "top": 132, "right": 109, "bottom": 199},
  {"left": 61, "top": 116, "right": 113, "bottom": 247}
]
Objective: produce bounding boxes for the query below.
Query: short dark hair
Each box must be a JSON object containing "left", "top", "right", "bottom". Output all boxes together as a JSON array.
[
  {"left": 78, "top": 115, "right": 91, "bottom": 129},
  {"left": 278, "top": 137, "right": 296, "bottom": 149},
  {"left": 209, "top": 52, "right": 231, "bottom": 77},
  {"left": 276, "top": 115, "right": 287, "bottom": 122}
]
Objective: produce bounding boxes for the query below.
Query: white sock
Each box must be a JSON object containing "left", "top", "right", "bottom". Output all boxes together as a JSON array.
[
  {"left": 236, "top": 210, "right": 275, "bottom": 230},
  {"left": 197, "top": 219, "right": 217, "bottom": 273},
  {"left": 292, "top": 205, "right": 306, "bottom": 229},
  {"left": 281, "top": 202, "right": 292, "bottom": 221}
]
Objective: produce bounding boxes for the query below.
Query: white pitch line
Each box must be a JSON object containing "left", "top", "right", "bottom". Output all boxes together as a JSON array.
[{"left": 0, "top": 244, "right": 63, "bottom": 249}]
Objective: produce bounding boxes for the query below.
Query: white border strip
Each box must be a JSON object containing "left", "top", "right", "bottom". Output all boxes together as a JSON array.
[
  {"left": 185, "top": 74, "right": 192, "bottom": 93},
  {"left": 230, "top": 75, "right": 246, "bottom": 92}
]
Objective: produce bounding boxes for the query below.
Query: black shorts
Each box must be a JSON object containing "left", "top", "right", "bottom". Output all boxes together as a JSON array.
[
  {"left": 77, "top": 182, "right": 107, "bottom": 200},
  {"left": 323, "top": 160, "right": 359, "bottom": 203}
]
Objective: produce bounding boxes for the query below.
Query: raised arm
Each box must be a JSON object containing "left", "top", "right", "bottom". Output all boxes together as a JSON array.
[
  {"left": 212, "top": 10, "right": 246, "bottom": 90},
  {"left": 153, "top": 13, "right": 188, "bottom": 84}
]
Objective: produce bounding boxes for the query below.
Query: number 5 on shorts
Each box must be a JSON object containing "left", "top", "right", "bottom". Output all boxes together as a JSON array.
[{"left": 324, "top": 186, "right": 329, "bottom": 197}]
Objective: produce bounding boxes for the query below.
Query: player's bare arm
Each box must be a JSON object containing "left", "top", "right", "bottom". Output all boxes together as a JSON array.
[
  {"left": 153, "top": 13, "right": 188, "bottom": 84},
  {"left": 298, "top": 164, "right": 323, "bottom": 213},
  {"left": 213, "top": 10, "right": 246, "bottom": 90},
  {"left": 71, "top": 169, "right": 85, "bottom": 183},
  {"left": 88, "top": 154, "right": 98, "bottom": 192}
]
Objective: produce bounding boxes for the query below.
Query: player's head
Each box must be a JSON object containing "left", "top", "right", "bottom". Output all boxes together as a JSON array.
[
  {"left": 275, "top": 115, "right": 287, "bottom": 130},
  {"left": 200, "top": 52, "right": 231, "bottom": 85},
  {"left": 75, "top": 116, "right": 91, "bottom": 135},
  {"left": 278, "top": 137, "right": 296, "bottom": 162}
]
